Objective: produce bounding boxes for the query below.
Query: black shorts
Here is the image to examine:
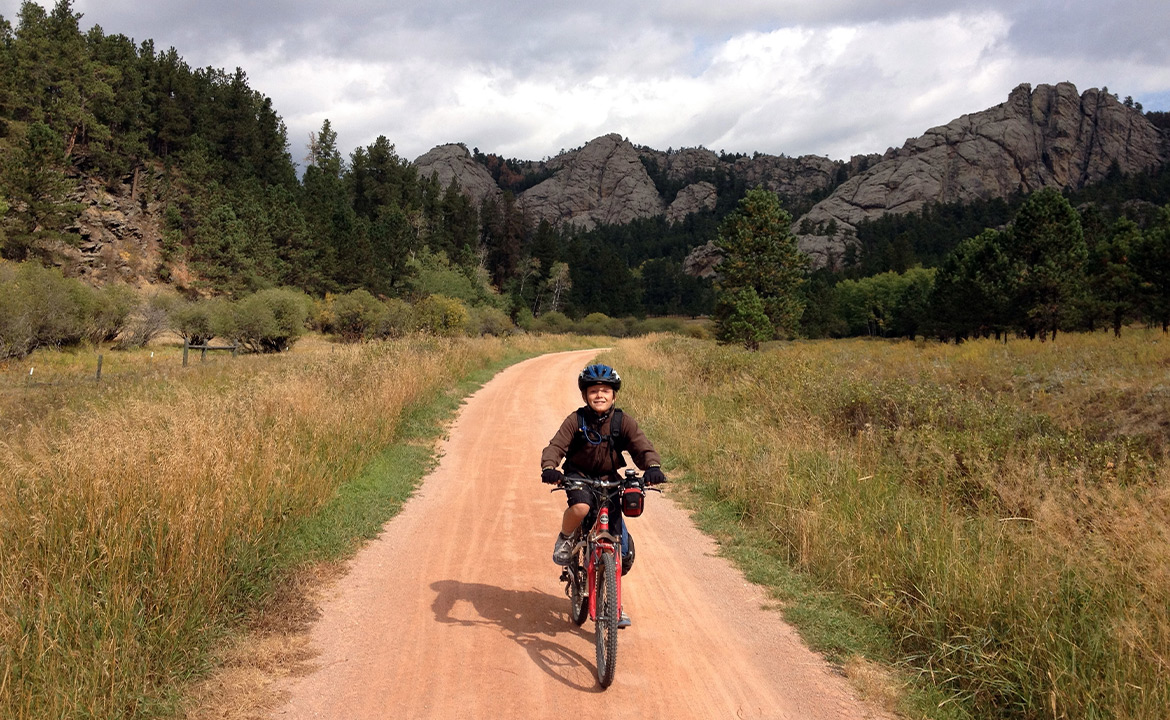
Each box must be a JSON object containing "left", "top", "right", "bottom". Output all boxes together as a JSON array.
[{"left": 565, "top": 486, "right": 593, "bottom": 507}]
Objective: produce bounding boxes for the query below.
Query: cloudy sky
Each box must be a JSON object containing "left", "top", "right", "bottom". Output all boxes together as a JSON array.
[{"left": 4, "top": 0, "right": 1169, "bottom": 167}]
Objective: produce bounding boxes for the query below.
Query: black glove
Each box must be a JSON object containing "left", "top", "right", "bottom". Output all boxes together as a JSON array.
[
  {"left": 541, "top": 468, "right": 565, "bottom": 485},
  {"left": 644, "top": 467, "right": 667, "bottom": 485}
]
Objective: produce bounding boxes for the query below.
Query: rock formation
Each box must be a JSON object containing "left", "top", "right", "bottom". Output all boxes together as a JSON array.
[
  {"left": 516, "top": 134, "right": 665, "bottom": 231},
  {"left": 57, "top": 169, "right": 167, "bottom": 286},
  {"left": 413, "top": 144, "right": 503, "bottom": 209},
  {"left": 793, "top": 82, "right": 1169, "bottom": 265},
  {"left": 667, "top": 181, "right": 718, "bottom": 223},
  {"left": 409, "top": 82, "right": 1167, "bottom": 270}
]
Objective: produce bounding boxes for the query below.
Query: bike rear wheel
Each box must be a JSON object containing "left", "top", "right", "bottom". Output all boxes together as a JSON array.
[{"left": 594, "top": 551, "right": 619, "bottom": 688}]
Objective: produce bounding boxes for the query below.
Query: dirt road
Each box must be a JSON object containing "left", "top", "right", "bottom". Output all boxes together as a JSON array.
[{"left": 274, "top": 349, "right": 890, "bottom": 719}]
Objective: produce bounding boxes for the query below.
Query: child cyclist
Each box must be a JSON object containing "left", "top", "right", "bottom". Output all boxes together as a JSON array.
[{"left": 540, "top": 363, "right": 666, "bottom": 627}]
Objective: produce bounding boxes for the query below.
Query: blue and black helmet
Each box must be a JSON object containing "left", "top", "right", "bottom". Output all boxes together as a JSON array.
[{"left": 578, "top": 363, "right": 622, "bottom": 392}]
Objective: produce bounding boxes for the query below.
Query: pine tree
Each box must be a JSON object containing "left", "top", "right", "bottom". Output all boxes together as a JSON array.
[
  {"left": 1086, "top": 218, "right": 1142, "bottom": 336},
  {"left": 1135, "top": 205, "right": 1170, "bottom": 332},
  {"left": 714, "top": 188, "right": 808, "bottom": 340},
  {"left": 714, "top": 286, "right": 772, "bottom": 350},
  {"left": 1004, "top": 188, "right": 1088, "bottom": 340}
]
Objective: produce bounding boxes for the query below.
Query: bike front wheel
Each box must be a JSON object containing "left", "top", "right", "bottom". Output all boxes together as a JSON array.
[
  {"left": 568, "top": 550, "right": 588, "bottom": 627},
  {"left": 594, "top": 551, "right": 619, "bottom": 688}
]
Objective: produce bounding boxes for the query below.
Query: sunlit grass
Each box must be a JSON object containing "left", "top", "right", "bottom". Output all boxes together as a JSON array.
[
  {"left": 0, "top": 333, "right": 587, "bottom": 719},
  {"left": 609, "top": 330, "right": 1170, "bottom": 720}
]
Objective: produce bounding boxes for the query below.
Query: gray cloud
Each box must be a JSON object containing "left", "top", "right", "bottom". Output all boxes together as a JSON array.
[{"left": 1, "top": 0, "right": 1167, "bottom": 165}]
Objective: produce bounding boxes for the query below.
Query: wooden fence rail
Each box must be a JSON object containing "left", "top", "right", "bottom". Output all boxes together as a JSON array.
[{"left": 183, "top": 340, "right": 239, "bottom": 367}]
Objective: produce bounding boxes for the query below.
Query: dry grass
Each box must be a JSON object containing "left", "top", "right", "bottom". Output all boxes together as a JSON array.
[
  {"left": 609, "top": 330, "right": 1170, "bottom": 720},
  {"left": 0, "top": 333, "right": 580, "bottom": 719}
]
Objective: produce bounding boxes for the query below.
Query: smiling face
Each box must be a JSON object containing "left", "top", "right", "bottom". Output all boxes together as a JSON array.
[{"left": 583, "top": 383, "right": 615, "bottom": 414}]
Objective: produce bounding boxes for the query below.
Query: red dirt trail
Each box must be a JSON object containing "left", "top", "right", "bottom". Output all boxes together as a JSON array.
[{"left": 273, "top": 349, "right": 892, "bottom": 719}]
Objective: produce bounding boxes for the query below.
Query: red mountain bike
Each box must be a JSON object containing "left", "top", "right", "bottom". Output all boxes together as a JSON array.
[{"left": 554, "top": 470, "right": 660, "bottom": 687}]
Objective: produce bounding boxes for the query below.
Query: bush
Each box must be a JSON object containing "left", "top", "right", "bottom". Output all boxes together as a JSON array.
[
  {"left": 88, "top": 283, "right": 138, "bottom": 344},
  {"left": 332, "top": 289, "right": 386, "bottom": 342},
  {"left": 468, "top": 305, "right": 514, "bottom": 336},
  {"left": 576, "top": 312, "right": 625, "bottom": 337},
  {"left": 0, "top": 261, "right": 93, "bottom": 358},
  {"left": 230, "top": 287, "right": 311, "bottom": 353},
  {"left": 377, "top": 298, "right": 414, "bottom": 338},
  {"left": 115, "top": 289, "right": 181, "bottom": 349},
  {"left": 413, "top": 294, "right": 470, "bottom": 337},
  {"left": 527, "top": 311, "right": 572, "bottom": 334},
  {"left": 310, "top": 294, "right": 338, "bottom": 334},
  {"left": 171, "top": 298, "right": 231, "bottom": 345},
  {"left": 624, "top": 316, "right": 691, "bottom": 337}
]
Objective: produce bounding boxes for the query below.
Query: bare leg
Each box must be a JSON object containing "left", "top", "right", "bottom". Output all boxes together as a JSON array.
[{"left": 561, "top": 503, "right": 590, "bottom": 535}]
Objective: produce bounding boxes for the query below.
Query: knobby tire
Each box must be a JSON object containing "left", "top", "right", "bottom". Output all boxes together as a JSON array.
[
  {"left": 569, "top": 548, "right": 588, "bottom": 626},
  {"left": 594, "top": 551, "right": 619, "bottom": 688}
]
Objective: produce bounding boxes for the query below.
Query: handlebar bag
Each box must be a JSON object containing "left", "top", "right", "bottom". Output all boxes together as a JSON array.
[{"left": 621, "top": 485, "right": 645, "bottom": 517}]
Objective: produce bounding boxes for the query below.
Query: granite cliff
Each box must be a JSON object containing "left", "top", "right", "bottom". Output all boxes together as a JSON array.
[
  {"left": 413, "top": 83, "right": 1168, "bottom": 269},
  {"left": 793, "top": 82, "right": 1169, "bottom": 264}
]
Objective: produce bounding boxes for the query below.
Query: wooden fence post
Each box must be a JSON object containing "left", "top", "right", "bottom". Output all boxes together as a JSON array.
[
  {"left": 96, "top": 354, "right": 103, "bottom": 382},
  {"left": 183, "top": 340, "right": 189, "bottom": 367}
]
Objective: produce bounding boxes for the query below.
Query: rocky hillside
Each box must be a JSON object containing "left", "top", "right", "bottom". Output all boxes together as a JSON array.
[
  {"left": 414, "top": 135, "right": 866, "bottom": 232},
  {"left": 413, "top": 82, "right": 1168, "bottom": 266},
  {"left": 795, "top": 82, "right": 1169, "bottom": 264},
  {"left": 57, "top": 166, "right": 173, "bottom": 288}
]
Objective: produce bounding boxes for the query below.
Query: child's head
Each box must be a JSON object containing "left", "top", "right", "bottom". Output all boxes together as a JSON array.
[{"left": 578, "top": 364, "right": 621, "bottom": 413}]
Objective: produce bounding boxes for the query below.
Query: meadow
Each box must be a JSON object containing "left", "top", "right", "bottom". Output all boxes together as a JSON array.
[
  {"left": 4, "top": 329, "right": 1167, "bottom": 719},
  {"left": 609, "top": 331, "right": 1169, "bottom": 719},
  {"left": 0, "top": 333, "right": 587, "bottom": 719}
]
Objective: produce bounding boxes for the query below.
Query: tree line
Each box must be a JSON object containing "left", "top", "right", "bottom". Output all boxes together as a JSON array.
[
  {"left": 2, "top": 1, "right": 1167, "bottom": 347},
  {"left": 800, "top": 189, "right": 1170, "bottom": 341}
]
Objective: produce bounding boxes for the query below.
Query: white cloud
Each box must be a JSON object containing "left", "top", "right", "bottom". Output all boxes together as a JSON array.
[{"left": 1, "top": 0, "right": 1167, "bottom": 165}]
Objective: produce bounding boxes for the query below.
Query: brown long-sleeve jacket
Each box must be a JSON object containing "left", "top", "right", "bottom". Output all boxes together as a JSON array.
[{"left": 541, "top": 407, "right": 662, "bottom": 476}]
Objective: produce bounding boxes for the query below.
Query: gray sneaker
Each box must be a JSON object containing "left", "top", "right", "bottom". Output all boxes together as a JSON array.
[
  {"left": 618, "top": 611, "right": 631, "bottom": 629},
  {"left": 552, "top": 532, "right": 574, "bottom": 565}
]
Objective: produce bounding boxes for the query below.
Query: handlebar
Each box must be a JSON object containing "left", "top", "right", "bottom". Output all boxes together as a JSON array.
[{"left": 549, "top": 471, "right": 664, "bottom": 493}]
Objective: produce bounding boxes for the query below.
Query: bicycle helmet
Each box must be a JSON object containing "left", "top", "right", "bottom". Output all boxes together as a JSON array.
[{"left": 578, "top": 363, "right": 622, "bottom": 392}]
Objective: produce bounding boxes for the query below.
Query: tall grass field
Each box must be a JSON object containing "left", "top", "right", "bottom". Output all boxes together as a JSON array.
[
  {"left": 0, "top": 334, "right": 584, "bottom": 718},
  {"left": 610, "top": 332, "right": 1168, "bottom": 720}
]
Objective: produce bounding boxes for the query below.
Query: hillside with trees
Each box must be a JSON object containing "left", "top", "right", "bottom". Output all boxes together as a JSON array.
[{"left": 2, "top": 0, "right": 1169, "bottom": 357}]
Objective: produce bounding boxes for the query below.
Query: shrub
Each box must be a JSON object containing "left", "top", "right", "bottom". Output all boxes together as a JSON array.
[
  {"left": 576, "top": 312, "right": 625, "bottom": 337},
  {"left": 332, "top": 289, "right": 386, "bottom": 342},
  {"left": 115, "top": 289, "right": 181, "bottom": 349},
  {"left": 377, "top": 298, "right": 414, "bottom": 338},
  {"left": 528, "top": 311, "right": 572, "bottom": 334},
  {"left": 624, "top": 316, "right": 691, "bottom": 337},
  {"left": 230, "top": 287, "right": 311, "bottom": 353},
  {"left": 0, "top": 261, "right": 92, "bottom": 358},
  {"left": 171, "top": 298, "right": 232, "bottom": 345},
  {"left": 413, "top": 294, "right": 470, "bottom": 337},
  {"left": 310, "top": 294, "right": 338, "bottom": 334},
  {"left": 468, "top": 305, "right": 514, "bottom": 336},
  {"left": 88, "top": 283, "right": 138, "bottom": 344}
]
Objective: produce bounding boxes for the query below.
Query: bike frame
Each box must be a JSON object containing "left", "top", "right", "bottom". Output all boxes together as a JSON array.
[{"left": 585, "top": 499, "right": 621, "bottom": 621}]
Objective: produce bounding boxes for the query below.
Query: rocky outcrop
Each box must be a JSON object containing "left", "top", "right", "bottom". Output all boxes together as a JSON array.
[
  {"left": 731, "top": 154, "right": 842, "bottom": 200},
  {"left": 56, "top": 168, "right": 167, "bottom": 286},
  {"left": 517, "top": 134, "right": 665, "bottom": 231},
  {"left": 667, "top": 181, "right": 718, "bottom": 223},
  {"left": 682, "top": 240, "right": 722, "bottom": 279},
  {"left": 413, "top": 144, "right": 502, "bottom": 208},
  {"left": 794, "top": 82, "right": 1169, "bottom": 265}
]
